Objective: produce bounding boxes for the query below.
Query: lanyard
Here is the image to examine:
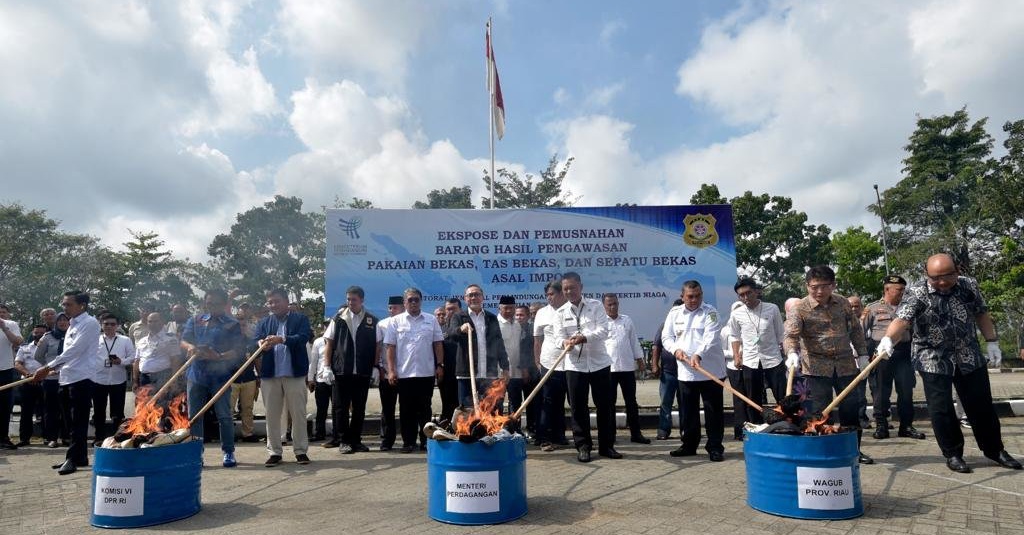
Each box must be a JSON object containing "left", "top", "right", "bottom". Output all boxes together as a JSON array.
[{"left": 103, "top": 335, "right": 117, "bottom": 355}]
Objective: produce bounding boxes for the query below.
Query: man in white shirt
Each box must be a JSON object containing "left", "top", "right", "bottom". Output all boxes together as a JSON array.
[
  {"left": 92, "top": 313, "right": 136, "bottom": 446},
  {"left": 555, "top": 272, "right": 619, "bottom": 463},
  {"left": 14, "top": 325, "right": 48, "bottom": 446},
  {"left": 727, "top": 277, "right": 786, "bottom": 426},
  {"left": 32, "top": 291, "right": 102, "bottom": 475},
  {"left": 132, "top": 313, "right": 183, "bottom": 393},
  {"left": 307, "top": 320, "right": 332, "bottom": 442},
  {"left": 372, "top": 296, "right": 404, "bottom": 451},
  {"left": 498, "top": 296, "right": 533, "bottom": 433},
  {"left": 446, "top": 284, "right": 509, "bottom": 409},
  {"left": 0, "top": 304, "right": 25, "bottom": 449},
  {"left": 384, "top": 288, "right": 444, "bottom": 453},
  {"left": 534, "top": 281, "right": 570, "bottom": 450},
  {"left": 603, "top": 294, "right": 650, "bottom": 444},
  {"left": 661, "top": 281, "right": 727, "bottom": 462}
]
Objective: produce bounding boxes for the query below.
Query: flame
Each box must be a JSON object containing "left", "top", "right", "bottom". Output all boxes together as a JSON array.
[
  {"left": 123, "top": 386, "right": 190, "bottom": 436},
  {"left": 802, "top": 413, "right": 840, "bottom": 435},
  {"left": 454, "top": 378, "right": 511, "bottom": 437}
]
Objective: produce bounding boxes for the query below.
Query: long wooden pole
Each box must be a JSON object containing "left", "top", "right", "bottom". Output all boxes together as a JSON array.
[
  {"left": 467, "top": 326, "right": 480, "bottom": 412},
  {"left": 821, "top": 354, "right": 887, "bottom": 418},
  {"left": 147, "top": 352, "right": 200, "bottom": 404},
  {"left": 692, "top": 363, "right": 763, "bottom": 413},
  {"left": 187, "top": 346, "right": 264, "bottom": 427},
  {"left": 511, "top": 345, "right": 572, "bottom": 420},
  {"left": 785, "top": 365, "right": 796, "bottom": 397},
  {"left": 0, "top": 376, "right": 36, "bottom": 393}
]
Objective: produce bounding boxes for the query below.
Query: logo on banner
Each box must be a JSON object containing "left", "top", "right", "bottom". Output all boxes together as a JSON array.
[
  {"left": 683, "top": 213, "right": 718, "bottom": 248},
  {"left": 338, "top": 217, "right": 363, "bottom": 239}
]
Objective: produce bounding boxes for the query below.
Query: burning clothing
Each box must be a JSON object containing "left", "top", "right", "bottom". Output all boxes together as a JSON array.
[{"left": 784, "top": 294, "right": 867, "bottom": 378}]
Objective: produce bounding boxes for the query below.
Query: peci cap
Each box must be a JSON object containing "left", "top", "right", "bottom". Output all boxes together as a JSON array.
[
  {"left": 387, "top": 295, "right": 404, "bottom": 305},
  {"left": 883, "top": 275, "right": 907, "bottom": 286},
  {"left": 498, "top": 295, "right": 516, "bottom": 305}
]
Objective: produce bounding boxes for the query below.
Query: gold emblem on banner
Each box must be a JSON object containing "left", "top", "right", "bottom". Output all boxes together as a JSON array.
[{"left": 683, "top": 214, "right": 718, "bottom": 248}]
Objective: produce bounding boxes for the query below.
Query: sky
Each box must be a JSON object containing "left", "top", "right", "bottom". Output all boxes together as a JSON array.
[{"left": 2, "top": 0, "right": 1023, "bottom": 261}]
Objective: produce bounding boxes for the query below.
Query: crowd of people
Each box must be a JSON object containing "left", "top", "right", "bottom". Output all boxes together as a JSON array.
[{"left": 0, "top": 252, "right": 1020, "bottom": 475}]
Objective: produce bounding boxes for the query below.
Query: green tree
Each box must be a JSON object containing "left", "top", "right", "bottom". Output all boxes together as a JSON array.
[
  {"left": 331, "top": 196, "right": 375, "bottom": 209},
  {"left": 481, "top": 155, "right": 576, "bottom": 208},
  {"left": 93, "top": 231, "right": 199, "bottom": 322},
  {"left": 413, "top": 186, "right": 475, "bottom": 209},
  {"left": 208, "top": 195, "right": 324, "bottom": 303},
  {"left": 874, "top": 108, "right": 995, "bottom": 274},
  {"left": 689, "top": 184, "right": 833, "bottom": 303},
  {"left": 830, "top": 226, "right": 885, "bottom": 302}
]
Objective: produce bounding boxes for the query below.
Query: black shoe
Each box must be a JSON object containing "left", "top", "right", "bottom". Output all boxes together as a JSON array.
[
  {"left": 599, "top": 448, "right": 623, "bottom": 459},
  {"left": 264, "top": 455, "right": 282, "bottom": 467},
  {"left": 379, "top": 443, "right": 393, "bottom": 451},
  {"left": 351, "top": 443, "right": 369, "bottom": 453},
  {"left": 295, "top": 454, "right": 310, "bottom": 465},
  {"left": 709, "top": 451, "right": 724, "bottom": 462},
  {"left": 553, "top": 437, "right": 570, "bottom": 446},
  {"left": 630, "top": 435, "right": 651, "bottom": 445},
  {"left": 577, "top": 448, "right": 592, "bottom": 463},
  {"left": 858, "top": 452, "right": 874, "bottom": 464},
  {"left": 311, "top": 434, "right": 325, "bottom": 442},
  {"left": 399, "top": 445, "right": 416, "bottom": 453},
  {"left": 322, "top": 440, "right": 341, "bottom": 448},
  {"left": 655, "top": 433, "right": 669, "bottom": 441},
  {"left": 51, "top": 462, "right": 66, "bottom": 469},
  {"left": 241, "top": 435, "right": 261, "bottom": 443},
  {"left": 733, "top": 432, "right": 744, "bottom": 441},
  {"left": 986, "top": 450, "right": 1023, "bottom": 470},
  {"left": 15, "top": 440, "right": 31, "bottom": 447},
  {"left": 339, "top": 444, "right": 355, "bottom": 454},
  {"left": 873, "top": 427, "right": 889, "bottom": 439},
  {"left": 946, "top": 456, "right": 971, "bottom": 473},
  {"left": 670, "top": 446, "right": 697, "bottom": 457},
  {"left": 860, "top": 420, "right": 872, "bottom": 429},
  {"left": 0, "top": 441, "right": 18, "bottom": 450},
  {"left": 419, "top": 444, "right": 428, "bottom": 451},
  {"left": 56, "top": 460, "right": 77, "bottom": 475},
  {"left": 898, "top": 426, "right": 926, "bottom": 440}
]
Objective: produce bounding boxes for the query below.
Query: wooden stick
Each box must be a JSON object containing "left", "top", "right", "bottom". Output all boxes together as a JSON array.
[
  {"left": 511, "top": 345, "right": 572, "bottom": 420},
  {"left": 0, "top": 375, "right": 36, "bottom": 393},
  {"left": 785, "top": 364, "right": 796, "bottom": 397},
  {"left": 187, "top": 346, "right": 264, "bottom": 427},
  {"left": 147, "top": 352, "right": 200, "bottom": 404},
  {"left": 692, "top": 363, "right": 763, "bottom": 412},
  {"left": 466, "top": 326, "right": 480, "bottom": 412},
  {"left": 821, "top": 353, "right": 886, "bottom": 418}
]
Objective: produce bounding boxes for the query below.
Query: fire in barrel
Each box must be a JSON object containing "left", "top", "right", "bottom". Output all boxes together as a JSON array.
[
  {"left": 91, "top": 386, "right": 203, "bottom": 529},
  {"left": 425, "top": 379, "right": 528, "bottom": 525}
]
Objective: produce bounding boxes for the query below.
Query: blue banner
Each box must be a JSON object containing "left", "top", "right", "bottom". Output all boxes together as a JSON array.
[{"left": 326, "top": 205, "right": 736, "bottom": 337}]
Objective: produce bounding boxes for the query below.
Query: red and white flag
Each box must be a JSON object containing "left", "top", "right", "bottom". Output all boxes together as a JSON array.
[{"left": 486, "top": 21, "right": 505, "bottom": 140}]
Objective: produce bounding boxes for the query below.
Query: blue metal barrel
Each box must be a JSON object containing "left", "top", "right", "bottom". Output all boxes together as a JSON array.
[
  {"left": 743, "top": 431, "right": 863, "bottom": 519},
  {"left": 427, "top": 436, "right": 527, "bottom": 525},
  {"left": 90, "top": 438, "right": 202, "bottom": 528}
]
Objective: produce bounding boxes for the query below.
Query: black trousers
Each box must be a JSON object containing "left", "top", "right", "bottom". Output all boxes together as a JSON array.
[
  {"left": 42, "top": 380, "right": 67, "bottom": 442},
  {"left": 60, "top": 379, "right": 94, "bottom": 466},
  {"left": 507, "top": 374, "right": 541, "bottom": 433},
  {"left": 920, "top": 366, "right": 1003, "bottom": 459},
  {"left": 806, "top": 372, "right": 863, "bottom": 447},
  {"left": 438, "top": 373, "right": 459, "bottom": 423},
  {"left": 566, "top": 366, "right": 615, "bottom": 451},
  {"left": 19, "top": 382, "right": 43, "bottom": 443},
  {"left": 742, "top": 362, "right": 787, "bottom": 405},
  {"left": 538, "top": 368, "right": 568, "bottom": 443},
  {"left": 313, "top": 381, "right": 333, "bottom": 438},
  {"left": 873, "top": 345, "right": 915, "bottom": 427},
  {"left": 726, "top": 368, "right": 748, "bottom": 434},
  {"left": 378, "top": 374, "right": 398, "bottom": 447},
  {"left": 679, "top": 379, "right": 724, "bottom": 454},
  {"left": 398, "top": 377, "right": 434, "bottom": 447},
  {"left": 610, "top": 371, "right": 643, "bottom": 438},
  {"left": 332, "top": 374, "right": 371, "bottom": 445},
  {"left": 0, "top": 368, "right": 14, "bottom": 443},
  {"left": 91, "top": 381, "right": 127, "bottom": 442}
]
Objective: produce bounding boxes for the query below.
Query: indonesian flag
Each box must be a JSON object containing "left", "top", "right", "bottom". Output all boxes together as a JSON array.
[{"left": 486, "top": 22, "right": 505, "bottom": 140}]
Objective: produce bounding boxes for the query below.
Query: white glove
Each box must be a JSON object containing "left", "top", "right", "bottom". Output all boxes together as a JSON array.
[
  {"left": 856, "top": 355, "right": 869, "bottom": 369},
  {"left": 785, "top": 352, "right": 800, "bottom": 370},
  {"left": 987, "top": 342, "right": 1002, "bottom": 367},
  {"left": 876, "top": 336, "right": 894, "bottom": 359}
]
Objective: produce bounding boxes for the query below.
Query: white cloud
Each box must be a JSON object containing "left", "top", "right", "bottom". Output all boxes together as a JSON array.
[
  {"left": 546, "top": 115, "right": 644, "bottom": 206},
  {"left": 584, "top": 82, "right": 625, "bottom": 109},
  {"left": 600, "top": 19, "right": 626, "bottom": 45}
]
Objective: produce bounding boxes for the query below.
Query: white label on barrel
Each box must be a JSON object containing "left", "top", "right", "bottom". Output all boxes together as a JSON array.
[
  {"left": 94, "top": 476, "right": 145, "bottom": 517},
  {"left": 796, "top": 466, "right": 854, "bottom": 510},
  {"left": 445, "top": 470, "right": 500, "bottom": 513}
]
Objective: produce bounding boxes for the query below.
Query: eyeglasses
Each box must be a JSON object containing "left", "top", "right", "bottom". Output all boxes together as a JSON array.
[
  {"left": 465, "top": 292, "right": 483, "bottom": 298},
  {"left": 807, "top": 283, "right": 834, "bottom": 291},
  {"left": 926, "top": 272, "right": 957, "bottom": 282},
  {"left": 405, "top": 297, "right": 421, "bottom": 303}
]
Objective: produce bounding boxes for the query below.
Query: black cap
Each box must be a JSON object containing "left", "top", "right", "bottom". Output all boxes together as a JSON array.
[
  {"left": 884, "top": 275, "right": 907, "bottom": 286},
  {"left": 387, "top": 295, "right": 404, "bottom": 305},
  {"left": 498, "top": 295, "right": 516, "bottom": 305}
]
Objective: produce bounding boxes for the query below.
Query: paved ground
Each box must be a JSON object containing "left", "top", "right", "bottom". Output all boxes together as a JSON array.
[{"left": 2, "top": 373, "right": 1024, "bottom": 534}]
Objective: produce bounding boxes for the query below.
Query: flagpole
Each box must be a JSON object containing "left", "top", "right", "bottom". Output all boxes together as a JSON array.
[{"left": 488, "top": 17, "right": 495, "bottom": 210}]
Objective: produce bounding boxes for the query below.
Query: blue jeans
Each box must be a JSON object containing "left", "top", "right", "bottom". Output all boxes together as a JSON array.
[
  {"left": 658, "top": 368, "right": 679, "bottom": 436},
  {"left": 187, "top": 380, "right": 234, "bottom": 453}
]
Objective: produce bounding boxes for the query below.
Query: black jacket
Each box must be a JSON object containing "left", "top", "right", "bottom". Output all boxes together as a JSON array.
[
  {"left": 445, "top": 309, "right": 509, "bottom": 377},
  {"left": 330, "top": 309, "right": 380, "bottom": 376}
]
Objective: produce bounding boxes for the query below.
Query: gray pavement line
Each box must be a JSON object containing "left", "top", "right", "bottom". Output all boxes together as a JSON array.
[{"left": 875, "top": 462, "right": 1024, "bottom": 497}]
